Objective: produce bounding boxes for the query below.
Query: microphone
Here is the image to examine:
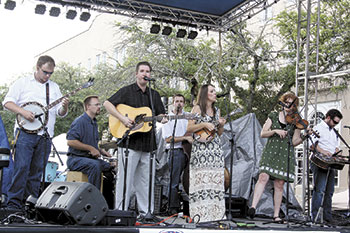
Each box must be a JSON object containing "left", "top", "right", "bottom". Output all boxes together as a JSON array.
[
  {"left": 216, "top": 92, "right": 229, "bottom": 98},
  {"left": 143, "top": 76, "right": 155, "bottom": 81},
  {"left": 35, "top": 113, "right": 44, "bottom": 118},
  {"left": 344, "top": 126, "right": 350, "bottom": 129}
]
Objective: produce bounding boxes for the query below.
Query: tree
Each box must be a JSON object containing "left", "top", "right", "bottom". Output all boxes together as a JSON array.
[{"left": 275, "top": 0, "right": 350, "bottom": 92}]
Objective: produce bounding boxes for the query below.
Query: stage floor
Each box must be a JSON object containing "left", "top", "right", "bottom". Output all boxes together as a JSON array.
[{"left": 1, "top": 213, "right": 350, "bottom": 233}]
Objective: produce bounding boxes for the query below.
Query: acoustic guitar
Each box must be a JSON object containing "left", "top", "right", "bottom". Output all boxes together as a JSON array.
[{"left": 109, "top": 104, "right": 198, "bottom": 138}]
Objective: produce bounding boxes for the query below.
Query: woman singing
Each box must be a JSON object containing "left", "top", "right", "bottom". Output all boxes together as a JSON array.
[
  {"left": 248, "top": 92, "right": 303, "bottom": 222},
  {"left": 186, "top": 84, "right": 226, "bottom": 222}
]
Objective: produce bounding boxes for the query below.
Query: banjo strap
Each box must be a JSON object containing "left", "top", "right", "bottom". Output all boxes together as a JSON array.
[{"left": 46, "top": 83, "right": 50, "bottom": 105}]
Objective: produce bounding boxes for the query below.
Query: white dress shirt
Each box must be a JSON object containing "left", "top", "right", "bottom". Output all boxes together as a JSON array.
[
  {"left": 2, "top": 74, "right": 65, "bottom": 137},
  {"left": 162, "top": 110, "right": 189, "bottom": 149},
  {"left": 310, "top": 120, "right": 339, "bottom": 154}
]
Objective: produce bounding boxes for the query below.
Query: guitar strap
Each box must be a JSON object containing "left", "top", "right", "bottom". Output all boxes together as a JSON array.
[{"left": 46, "top": 83, "right": 50, "bottom": 105}]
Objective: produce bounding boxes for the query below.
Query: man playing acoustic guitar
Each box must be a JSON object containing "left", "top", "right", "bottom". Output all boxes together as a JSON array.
[
  {"left": 104, "top": 61, "right": 166, "bottom": 216},
  {"left": 310, "top": 109, "right": 343, "bottom": 224}
]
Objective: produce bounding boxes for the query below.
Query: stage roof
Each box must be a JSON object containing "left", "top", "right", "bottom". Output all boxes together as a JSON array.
[{"left": 37, "top": 0, "right": 279, "bottom": 31}]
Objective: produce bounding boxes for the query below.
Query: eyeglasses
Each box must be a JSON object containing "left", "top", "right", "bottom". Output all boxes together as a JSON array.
[
  {"left": 89, "top": 103, "right": 101, "bottom": 107},
  {"left": 41, "top": 68, "right": 54, "bottom": 76},
  {"left": 332, "top": 118, "right": 339, "bottom": 125}
]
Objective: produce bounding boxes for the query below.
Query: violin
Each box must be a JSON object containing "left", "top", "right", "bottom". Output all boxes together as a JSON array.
[{"left": 286, "top": 112, "right": 309, "bottom": 129}]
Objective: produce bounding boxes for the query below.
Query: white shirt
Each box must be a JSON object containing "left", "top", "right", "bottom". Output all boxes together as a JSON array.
[
  {"left": 310, "top": 120, "right": 339, "bottom": 154},
  {"left": 2, "top": 74, "right": 65, "bottom": 137},
  {"left": 162, "top": 110, "right": 188, "bottom": 149}
]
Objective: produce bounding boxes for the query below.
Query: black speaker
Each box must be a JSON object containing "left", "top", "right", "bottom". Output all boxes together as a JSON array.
[
  {"left": 225, "top": 194, "right": 248, "bottom": 218},
  {"left": 35, "top": 181, "right": 108, "bottom": 225}
]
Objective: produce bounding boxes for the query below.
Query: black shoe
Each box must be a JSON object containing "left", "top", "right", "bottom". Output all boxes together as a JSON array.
[{"left": 247, "top": 207, "right": 256, "bottom": 219}]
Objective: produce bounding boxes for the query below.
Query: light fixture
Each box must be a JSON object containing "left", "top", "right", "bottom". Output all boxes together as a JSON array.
[
  {"left": 49, "top": 6, "right": 60, "bottom": 17},
  {"left": 4, "top": 0, "right": 16, "bottom": 10},
  {"left": 188, "top": 30, "right": 198, "bottom": 39},
  {"left": 162, "top": 26, "right": 172, "bottom": 36},
  {"left": 80, "top": 12, "right": 91, "bottom": 21},
  {"left": 35, "top": 4, "right": 46, "bottom": 15},
  {"left": 66, "top": 9, "right": 77, "bottom": 20},
  {"left": 150, "top": 24, "right": 160, "bottom": 34},
  {"left": 176, "top": 29, "right": 187, "bottom": 38}
]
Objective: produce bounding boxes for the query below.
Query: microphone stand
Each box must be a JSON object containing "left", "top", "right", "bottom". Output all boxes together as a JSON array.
[
  {"left": 37, "top": 116, "right": 52, "bottom": 194},
  {"left": 116, "top": 128, "right": 132, "bottom": 210},
  {"left": 167, "top": 106, "right": 180, "bottom": 214},
  {"left": 143, "top": 79, "right": 159, "bottom": 222},
  {"left": 223, "top": 93, "right": 236, "bottom": 221}
]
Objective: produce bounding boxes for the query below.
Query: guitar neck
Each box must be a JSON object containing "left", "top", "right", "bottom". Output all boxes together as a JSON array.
[
  {"left": 143, "top": 114, "right": 189, "bottom": 122},
  {"left": 44, "top": 86, "right": 84, "bottom": 111}
]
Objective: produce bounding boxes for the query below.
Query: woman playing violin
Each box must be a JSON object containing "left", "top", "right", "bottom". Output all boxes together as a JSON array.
[{"left": 248, "top": 92, "right": 304, "bottom": 222}]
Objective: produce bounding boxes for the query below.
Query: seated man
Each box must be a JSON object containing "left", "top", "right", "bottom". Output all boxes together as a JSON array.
[{"left": 66, "top": 96, "right": 115, "bottom": 206}]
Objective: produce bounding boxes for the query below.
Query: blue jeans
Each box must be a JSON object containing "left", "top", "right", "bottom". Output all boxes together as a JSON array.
[
  {"left": 67, "top": 155, "right": 111, "bottom": 189},
  {"left": 7, "top": 130, "right": 51, "bottom": 209},
  {"left": 168, "top": 148, "right": 187, "bottom": 209},
  {"left": 311, "top": 163, "right": 335, "bottom": 222}
]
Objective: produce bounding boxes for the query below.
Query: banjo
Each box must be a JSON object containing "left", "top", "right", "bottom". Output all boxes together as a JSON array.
[{"left": 16, "top": 78, "right": 94, "bottom": 134}]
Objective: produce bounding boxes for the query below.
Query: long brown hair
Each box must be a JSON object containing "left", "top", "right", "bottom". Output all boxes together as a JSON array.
[{"left": 196, "top": 84, "right": 216, "bottom": 117}]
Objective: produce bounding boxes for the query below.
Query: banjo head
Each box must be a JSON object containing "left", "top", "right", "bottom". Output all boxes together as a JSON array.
[{"left": 16, "top": 102, "right": 48, "bottom": 133}]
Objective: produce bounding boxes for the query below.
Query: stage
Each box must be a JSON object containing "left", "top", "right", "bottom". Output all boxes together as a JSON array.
[{"left": 1, "top": 212, "right": 350, "bottom": 233}]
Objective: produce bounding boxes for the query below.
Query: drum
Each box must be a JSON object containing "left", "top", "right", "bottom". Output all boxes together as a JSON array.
[{"left": 45, "top": 161, "right": 58, "bottom": 182}]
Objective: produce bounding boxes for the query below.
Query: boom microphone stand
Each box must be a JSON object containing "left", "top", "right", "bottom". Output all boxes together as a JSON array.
[
  {"left": 222, "top": 92, "right": 238, "bottom": 221},
  {"left": 167, "top": 106, "right": 180, "bottom": 214},
  {"left": 143, "top": 78, "right": 159, "bottom": 222}
]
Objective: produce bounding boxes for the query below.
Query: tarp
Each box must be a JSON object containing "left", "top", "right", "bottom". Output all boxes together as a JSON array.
[{"left": 155, "top": 113, "right": 303, "bottom": 217}]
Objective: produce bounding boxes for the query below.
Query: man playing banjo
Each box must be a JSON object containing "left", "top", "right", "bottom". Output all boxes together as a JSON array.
[{"left": 2, "top": 55, "right": 69, "bottom": 210}]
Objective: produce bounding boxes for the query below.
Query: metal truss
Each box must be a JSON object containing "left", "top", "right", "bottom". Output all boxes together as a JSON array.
[{"left": 37, "top": 0, "right": 279, "bottom": 31}]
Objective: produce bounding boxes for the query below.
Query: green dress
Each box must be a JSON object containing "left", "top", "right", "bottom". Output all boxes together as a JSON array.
[{"left": 259, "top": 111, "right": 296, "bottom": 182}]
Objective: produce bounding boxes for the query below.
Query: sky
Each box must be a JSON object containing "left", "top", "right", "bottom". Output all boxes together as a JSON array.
[{"left": 0, "top": 0, "right": 95, "bottom": 85}]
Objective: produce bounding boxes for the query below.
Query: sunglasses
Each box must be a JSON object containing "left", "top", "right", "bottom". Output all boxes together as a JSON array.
[
  {"left": 332, "top": 118, "right": 339, "bottom": 125},
  {"left": 41, "top": 68, "right": 54, "bottom": 76}
]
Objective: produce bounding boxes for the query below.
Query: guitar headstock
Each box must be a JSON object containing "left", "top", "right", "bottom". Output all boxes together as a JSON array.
[{"left": 82, "top": 77, "right": 95, "bottom": 89}]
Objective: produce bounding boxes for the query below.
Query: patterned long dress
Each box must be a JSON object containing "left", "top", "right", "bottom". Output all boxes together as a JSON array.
[
  {"left": 189, "top": 110, "right": 226, "bottom": 222},
  {"left": 259, "top": 111, "right": 296, "bottom": 182}
]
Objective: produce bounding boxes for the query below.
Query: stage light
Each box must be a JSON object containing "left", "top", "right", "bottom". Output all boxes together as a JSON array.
[
  {"left": 176, "top": 29, "right": 187, "bottom": 38},
  {"left": 66, "top": 9, "right": 77, "bottom": 20},
  {"left": 150, "top": 24, "right": 160, "bottom": 34},
  {"left": 162, "top": 26, "right": 172, "bottom": 36},
  {"left": 35, "top": 4, "right": 46, "bottom": 15},
  {"left": 49, "top": 7, "right": 60, "bottom": 17},
  {"left": 4, "top": 0, "right": 16, "bottom": 10},
  {"left": 188, "top": 30, "right": 198, "bottom": 39},
  {"left": 80, "top": 12, "right": 90, "bottom": 21}
]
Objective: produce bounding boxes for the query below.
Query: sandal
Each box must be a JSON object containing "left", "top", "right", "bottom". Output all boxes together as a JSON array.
[{"left": 273, "top": 216, "right": 285, "bottom": 224}]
